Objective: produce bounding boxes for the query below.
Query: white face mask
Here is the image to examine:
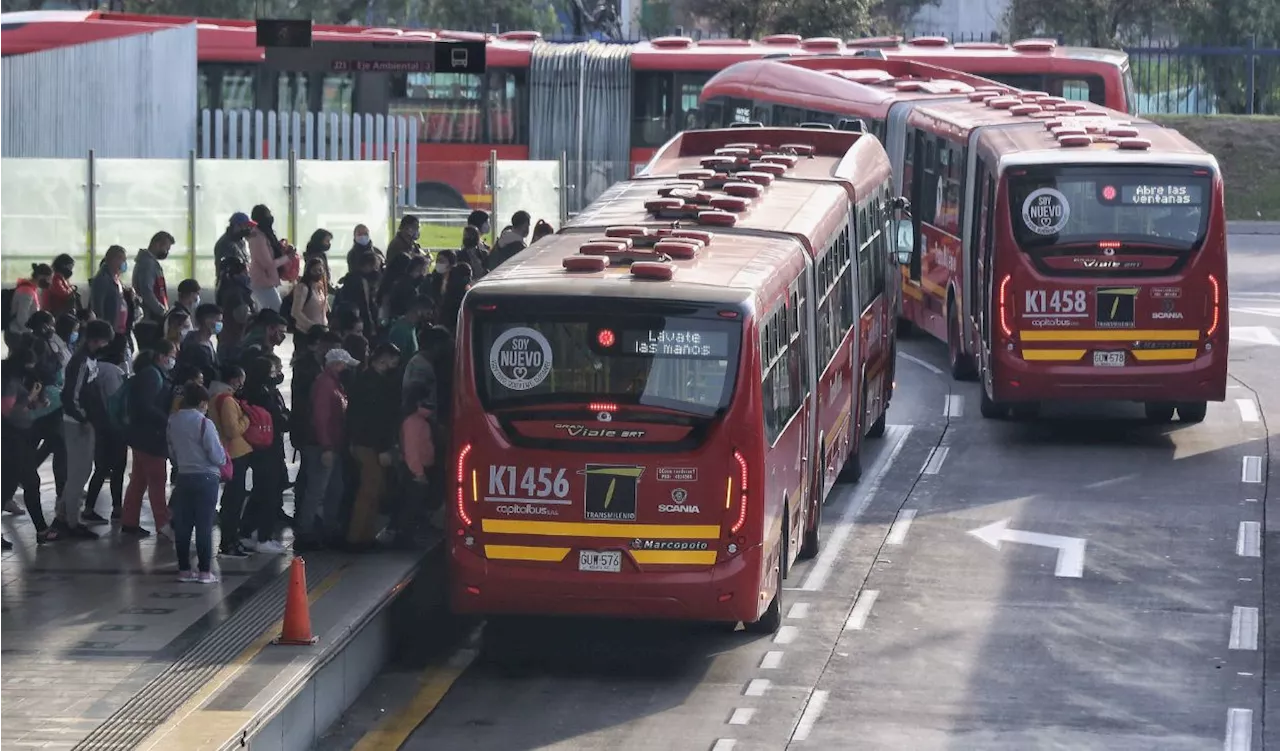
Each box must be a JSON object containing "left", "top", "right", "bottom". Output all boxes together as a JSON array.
[{"left": 355, "top": 235, "right": 371, "bottom": 246}]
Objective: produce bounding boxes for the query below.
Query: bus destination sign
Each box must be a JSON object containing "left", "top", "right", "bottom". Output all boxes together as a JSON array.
[
  {"left": 623, "top": 329, "right": 730, "bottom": 359},
  {"left": 266, "top": 40, "right": 486, "bottom": 75},
  {"left": 1120, "top": 184, "right": 1203, "bottom": 206}
]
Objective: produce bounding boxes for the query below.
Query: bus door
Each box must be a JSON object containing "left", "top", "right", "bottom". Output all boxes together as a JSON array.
[
  {"left": 906, "top": 127, "right": 925, "bottom": 284},
  {"left": 957, "top": 131, "right": 983, "bottom": 356},
  {"left": 976, "top": 165, "right": 997, "bottom": 375}
]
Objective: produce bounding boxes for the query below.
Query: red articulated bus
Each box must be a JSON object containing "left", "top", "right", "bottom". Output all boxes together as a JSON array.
[
  {"left": 0, "top": 10, "right": 1134, "bottom": 209},
  {"left": 703, "top": 59, "right": 1228, "bottom": 420},
  {"left": 448, "top": 126, "right": 901, "bottom": 632}
]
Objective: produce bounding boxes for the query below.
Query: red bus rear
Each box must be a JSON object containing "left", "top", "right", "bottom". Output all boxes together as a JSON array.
[{"left": 449, "top": 127, "right": 900, "bottom": 632}]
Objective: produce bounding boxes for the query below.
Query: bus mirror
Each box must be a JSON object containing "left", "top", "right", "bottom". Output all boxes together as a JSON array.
[
  {"left": 893, "top": 220, "right": 914, "bottom": 265},
  {"left": 890, "top": 195, "right": 912, "bottom": 218}
]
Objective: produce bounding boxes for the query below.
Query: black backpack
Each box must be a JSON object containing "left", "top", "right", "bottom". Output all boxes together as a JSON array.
[{"left": 1, "top": 287, "right": 15, "bottom": 332}]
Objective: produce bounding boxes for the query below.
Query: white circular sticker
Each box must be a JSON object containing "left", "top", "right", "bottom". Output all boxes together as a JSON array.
[
  {"left": 1021, "top": 188, "right": 1070, "bottom": 235},
  {"left": 489, "top": 326, "right": 553, "bottom": 391}
]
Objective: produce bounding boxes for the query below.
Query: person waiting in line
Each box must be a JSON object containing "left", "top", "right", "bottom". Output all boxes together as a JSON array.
[
  {"left": 89, "top": 246, "right": 131, "bottom": 362},
  {"left": 166, "top": 384, "right": 227, "bottom": 584},
  {"left": 457, "top": 225, "right": 489, "bottom": 281},
  {"left": 346, "top": 342, "right": 402, "bottom": 550},
  {"left": 425, "top": 249, "right": 456, "bottom": 307},
  {"left": 303, "top": 228, "right": 335, "bottom": 289},
  {"left": 401, "top": 324, "right": 450, "bottom": 417},
  {"left": 532, "top": 219, "right": 555, "bottom": 244},
  {"left": 214, "top": 212, "right": 255, "bottom": 287},
  {"left": 335, "top": 251, "right": 381, "bottom": 339},
  {"left": 164, "top": 310, "right": 191, "bottom": 347},
  {"left": 239, "top": 356, "right": 289, "bottom": 554},
  {"left": 6, "top": 263, "right": 52, "bottom": 347},
  {"left": 340, "top": 334, "right": 368, "bottom": 387},
  {"left": 247, "top": 204, "right": 296, "bottom": 312},
  {"left": 296, "top": 347, "right": 359, "bottom": 552},
  {"left": 45, "top": 254, "right": 80, "bottom": 319},
  {"left": 467, "top": 209, "right": 491, "bottom": 241},
  {"left": 291, "top": 257, "right": 330, "bottom": 340},
  {"left": 386, "top": 254, "right": 429, "bottom": 320},
  {"left": 177, "top": 303, "right": 224, "bottom": 390},
  {"left": 348, "top": 223, "right": 385, "bottom": 275},
  {"left": 209, "top": 364, "right": 255, "bottom": 559},
  {"left": 120, "top": 342, "right": 178, "bottom": 539},
  {"left": 485, "top": 210, "right": 531, "bottom": 271},
  {"left": 168, "top": 278, "right": 202, "bottom": 326},
  {"left": 330, "top": 307, "right": 364, "bottom": 342},
  {"left": 390, "top": 395, "right": 438, "bottom": 548},
  {"left": 290, "top": 327, "right": 340, "bottom": 516},
  {"left": 132, "top": 231, "right": 175, "bottom": 326},
  {"left": 387, "top": 295, "right": 433, "bottom": 362},
  {"left": 215, "top": 256, "right": 257, "bottom": 359},
  {"left": 437, "top": 262, "right": 473, "bottom": 333},
  {"left": 55, "top": 319, "right": 115, "bottom": 540},
  {"left": 231, "top": 308, "right": 288, "bottom": 365},
  {"left": 385, "top": 214, "right": 421, "bottom": 268},
  {"left": 2, "top": 346, "right": 53, "bottom": 544},
  {"left": 84, "top": 344, "right": 128, "bottom": 522},
  {"left": 23, "top": 312, "right": 68, "bottom": 503}
]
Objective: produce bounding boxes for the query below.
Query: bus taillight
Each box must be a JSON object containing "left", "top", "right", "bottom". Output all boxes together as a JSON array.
[
  {"left": 456, "top": 443, "right": 474, "bottom": 528},
  {"left": 1207, "top": 274, "right": 1221, "bottom": 337},
  {"left": 730, "top": 449, "right": 749, "bottom": 535},
  {"left": 998, "top": 274, "right": 1013, "bottom": 338}
]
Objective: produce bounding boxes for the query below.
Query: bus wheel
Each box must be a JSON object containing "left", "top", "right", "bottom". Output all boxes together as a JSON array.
[
  {"left": 799, "top": 496, "right": 821, "bottom": 560},
  {"left": 868, "top": 409, "right": 887, "bottom": 438},
  {"left": 1177, "top": 401, "right": 1208, "bottom": 424},
  {"left": 979, "top": 388, "right": 1008, "bottom": 419},
  {"left": 1010, "top": 402, "right": 1041, "bottom": 420},
  {"left": 838, "top": 442, "right": 863, "bottom": 483},
  {"left": 947, "top": 303, "right": 977, "bottom": 381},
  {"left": 897, "top": 318, "right": 914, "bottom": 338},
  {"left": 746, "top": 523, "right": 785, "bottom": 634},
  {"left": 1144, "top": 402, "right": 1176, "bottom": 423}
]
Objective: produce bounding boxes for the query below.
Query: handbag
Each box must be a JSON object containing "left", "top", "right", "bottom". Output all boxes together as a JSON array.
[{"left": 201, "top": 419, "right": 235, "bottom": 482}]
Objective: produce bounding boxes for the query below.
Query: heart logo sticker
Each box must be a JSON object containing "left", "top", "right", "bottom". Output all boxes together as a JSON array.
[
  {"left": 513, "top": 366, "right": 528, "bottom": 379},
  {"left": 489, "top": 327, "right": 554, "bottom": 392}
]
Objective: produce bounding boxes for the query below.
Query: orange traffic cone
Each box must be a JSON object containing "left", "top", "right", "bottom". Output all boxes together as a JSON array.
[{"left": 274, "top": 556, "right": 319, "bottom": 645}]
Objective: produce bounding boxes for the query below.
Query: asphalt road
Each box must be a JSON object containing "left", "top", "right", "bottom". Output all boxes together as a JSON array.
[{"left": 324, "top": 233, "right": 1278, "bottom": 751}]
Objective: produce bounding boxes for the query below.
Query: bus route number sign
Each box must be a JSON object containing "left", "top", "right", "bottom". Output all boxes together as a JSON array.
[
  {"left": 1022, "top": 188, "right": 1070, "bottom": 236},
  {"left": 489, "top": 327, "right": 553, "bottom": 391}
]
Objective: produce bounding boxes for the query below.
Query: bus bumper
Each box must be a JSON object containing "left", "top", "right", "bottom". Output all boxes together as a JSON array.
[
  {"left": 992, "top": 351, "right": 1228, "bottom": 403},
  {"left": 448, "top": 541, "right": 763, "bottom": 624}
]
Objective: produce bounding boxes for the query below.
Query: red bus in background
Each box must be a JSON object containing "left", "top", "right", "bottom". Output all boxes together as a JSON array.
[
  {"left": 1, "top": 10, "right": 1134, "bottom": 210},
  {"left": 703, "top": 58, "right": 1228, "bottom": 420},
  {"left": 448, "top": 127, "right": 900, "bottom": 632}
]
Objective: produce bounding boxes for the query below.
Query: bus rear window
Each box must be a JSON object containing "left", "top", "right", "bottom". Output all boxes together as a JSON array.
[
  {"left": 472, "top": 302, "right": 742, "bottom": 416},
  {"left": 1009, "top": 165, "right": 1211, "bottom": 251}
]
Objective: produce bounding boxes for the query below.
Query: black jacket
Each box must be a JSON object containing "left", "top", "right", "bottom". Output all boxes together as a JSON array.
[
  {"left": 243, "top": 377, "right": 289, "bottom": 450},
  {"left": 125, "top": 364, "right": 173, "bottom": 456},
  {"left": 177, "top": 332, "right": 219, "bottom": 388},
  {"left": 61, "top": 347, "right": 102, "bottom": 425},
  {"left": 347, "top": 368, "right": 401, "bottom": 451},
  {"left": 290, "top": 355, "right": 322, "bottom": 447},
  {"left": 334, "top": 272, "right": 377, "bottom": 334}
]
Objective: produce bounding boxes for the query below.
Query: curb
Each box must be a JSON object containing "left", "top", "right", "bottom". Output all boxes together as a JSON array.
[{"left": 1228, "top": 221, "right": 1280, "bottom": 236}]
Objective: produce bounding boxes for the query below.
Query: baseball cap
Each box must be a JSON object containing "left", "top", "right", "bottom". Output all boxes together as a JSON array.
[
  {"left": 230, "top": 212, "right": 257, "bottom": 227},
  {"left": 325, "top": 348, "right": 360, "bottom": 367}
]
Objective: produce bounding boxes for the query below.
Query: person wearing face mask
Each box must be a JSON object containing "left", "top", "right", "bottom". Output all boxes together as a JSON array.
[
  {"left": 177, "top": 303, "right": 224, "bottom": 389},
  {"left": 90, "top": 246, "right": 131, "bottom": 360},
  {"left": 53, "top": 319, "right": 115, "bottom": 540},
  {"left": 485, "top": 210, "right": 532, "bottom": 272},
  {"left": 466, "top": 209, "right": 492, "bottom": 245},
  {"left": 457, "top": 225, "right": 489, "bottom": 282},
  {"left": 6, "top": 263, "right": 53, "bottom": 347},
  {"left": 346, "top": 342, "right": 402, "bottom": 549},
  {"left": 291, "top": 258, "right": 330, "bottom": 338},
  {"left": 133, "top": 231, "right": 174, "bottom": 325},
  {"left": 298, "top": 348, "right": 359, "bottom": 551},
  {"left": 120, "top": 341, "right": 178, "bottom": 538},
  {"left": 164, "top": 310, "right": 191, "bottom": 347},
  {"left": 348, "top": 224, "right": 385, "bottom": 274},
  {"left": 386, "top": 254, "right": 429, "bottom": 319},
  {"left": 215, "top": 214, "right": 254, "bottom": 294},
  {"left": 2, "top": 346, "right": 53, "bottom": 544},
  {"left": 209, "top": 364, "right": 254, "bottom": 558},
  {"left": 335, "top": 252, "right": 380, "bottom": 339},
  {"left": 165, "top": 384, "right": 228, "bottom": 583},
  {"left": 231, "top": 308, "right": 289, "bottom": 366},
  {"left": 247, "top": 204, "right": 296, "bottom": 312},
  {"left": 23, "top": 313, "right": 69, "bottom": 505},
  {"left": 45, "top": 254, "right": 80, "bottom": 319},
  {"left": 239, "top": 355, "right": 289, "bottom": 554},
  {"left": 302, "top": 229, "right": 335, "bottom": 288},
  {"left": 424, "top": 250, "right": 455, "bottom": 307},
  {"left": 83, "top": 345, "right": 128, "bottom": 523},
  {"left": 215, "top": 257, "right": 257, "bottom": 359},
  {"left": 386, "top": 215, "right": 422, "bottom": 268}
]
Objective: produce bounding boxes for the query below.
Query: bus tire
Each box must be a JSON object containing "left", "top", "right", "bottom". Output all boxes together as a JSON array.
[
  {"left": 838, "top": 441, "right": 863, "bottom": 483},
  {"left": 415, "top": 181, "right": 470, "bottom": 211},
  {"left": 947, "top": 301, "right": 977, "bottom": 381},
  {"left": 1144, "top": 402, "right": 1176, "bottom": 423},
  {"left": 868, "top": 409, "right": 887, "bottom": 438},
  {"left": 746, "top": 521, "right": 785, "bottom": 634},
  {"left": 1010, "top": 402, "right": 1041, "bottom": 420},
  {"left": 799, "top": 495, "right": 821, "bottom": 560},
  {"left": 897, "top": 317, "right": 914, "bottom": 338},
  {"left": 979, "top": 388, "right": 1007, "bottom": 419},
  {"left": 1177, "top": 401, "right": 1208, "bottom": 424}
]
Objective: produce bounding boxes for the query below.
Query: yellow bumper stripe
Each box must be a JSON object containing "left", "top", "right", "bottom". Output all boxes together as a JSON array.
[
  {"left": 1130, "top": 348, "right": 1199, "bottom": 361},
  {"left": 1020, "top": 329, "right": 1200, "bottom": 342},
  {"left": 484, "top": 545, "right": 570, "bottom": 562},
  {"left": 631, "top": 550, "right": 718, "bottom": 565},
  {"left": 481, "top": 519, "right": 721, "bottom": 539},
  {"left": 1021, "top": 349, "right": 1086, "bottom": 361}
]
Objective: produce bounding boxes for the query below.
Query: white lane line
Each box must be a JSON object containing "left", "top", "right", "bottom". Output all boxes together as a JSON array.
[
  {"left": 791, "top": 689, "right": 830, "bottom": 741},
  {"left": 885, "top": 509, "right": 917, "bottom": 546},
  {"left": 800, "top": 425, "right": 912, "bottom": 592},
  {"left": 944, "top": 394, "right": 964, "bottom": 418},
  {"left": 774, "top": 625, "right": 799, "bottom": 645},
  {"left": 845, "top": 589, "right": 880, "bottom": 631},
  {"left": 711, "top": 740, "right": 737, "bottom": 751},
  {"left": 1225, "top": 707, "right": 1253, "bottom": 751},
  {"left": 1230, "top": 606, "right": 1259, "bottom": 651},
  {"left": 1237, "top": 399, "right": 1261, "bottom": 423},
  {"left": 1237, "top": 522, "right": 1261, "bottom": 557},
  {"left": 728, "top": 708, "right": 755, "bottom": 726},
  {"left": 1246, "top": 498, "right": 1260, "bottom": 504},
  {"left": 922, "top": 446, "right": 949, "bottom": 475},
  {"left": 760, "top": 651, "right": 783, "bottom": 670},
  {"left": 1243, "top": 456, "right": 1264, "bottom": 484},
  {"left": 744, "top": 678, "right": 771, "bottom": 697},
  {"left": 900, "top": 351, "right": 944, "bottom": 375},
  {"left": 787, "top": 603, "right": 810, "bottom": 620}
]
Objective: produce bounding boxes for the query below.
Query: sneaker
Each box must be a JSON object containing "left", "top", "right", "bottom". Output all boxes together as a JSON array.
[
  {"left": 81, "top": 510, "right": 109, "bottom": 526},
  {"left": 68, "top": 524, "right": 100, "bottom": 540},
  {"left": 4, "top": 499, "right": 26, "bottom": 516},
  {"left": 177, "top": 570, "right": 198, "bottom": 583},
  {"left": 156, "top": 523, "right": 175, "bottom": 540},
  {"left": 218, "top": 544, "right": 251, "bottom": 559},
  {"left": 255, "top": 540, "right": 288, "bottom": 554},
  {"left": 121, "top": 525, "right": 152, "bottom": 538},
  {"left": 197, "top": 571, "right": 220, "bottom": 584}
]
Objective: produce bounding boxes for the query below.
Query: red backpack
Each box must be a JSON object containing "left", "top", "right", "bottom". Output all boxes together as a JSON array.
[{"left": 241, "top": 402, "right": 274, "bottom": 449}]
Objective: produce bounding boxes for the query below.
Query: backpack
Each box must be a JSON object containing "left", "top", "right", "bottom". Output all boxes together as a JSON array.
[
  {"left": 107, "top": 376, "right": 132, "bottom": 433},
  {"left": 280, "top": 287, "right": 298, "bottom": 332},
  {"left": 241, "top": 402, "right": 274, "bottom": 449}
]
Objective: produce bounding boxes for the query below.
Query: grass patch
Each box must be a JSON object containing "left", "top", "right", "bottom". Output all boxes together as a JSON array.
[
  {"left": 419, "top": 223, "right": 466, "bottom": 251},
  {"left": 1149, "top": 115, "right": 1280, "bottom": 221}
]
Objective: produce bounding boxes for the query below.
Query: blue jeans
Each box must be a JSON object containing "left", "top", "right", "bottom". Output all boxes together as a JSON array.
[
  {"left": 253, "top": 286, "right": 282, "bottom": 312},
  {"left": 172, "top": 473, "right": 220, "bottom": 573},
  {"left": 299, "top": 446, "right": 345, "bottom": 540}
]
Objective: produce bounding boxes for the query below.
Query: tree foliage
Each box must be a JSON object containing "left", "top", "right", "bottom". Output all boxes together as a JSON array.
[
  {"left": 686, "top": 0, "right": 935, "bottom": 39},
  {"left": 1003, "top": 0, "right": 1186, "bottom": 48}
]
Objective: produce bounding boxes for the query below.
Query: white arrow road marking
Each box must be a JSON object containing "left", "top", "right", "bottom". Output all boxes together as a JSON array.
[
  {"left": 1231, "top": 326, "right": 1280, "bottom": 346},
  {"left": 967, "top": 518, "right": 1086, "bottom": 578}
]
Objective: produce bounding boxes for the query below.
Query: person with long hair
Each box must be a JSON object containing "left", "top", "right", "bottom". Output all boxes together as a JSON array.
[
  {"left": 84, "top": 344, "right": 129, "bottom": 521},
  {"left": 2, "top": 345, "right": 52, "bottom": 544},
  {"left": 246, "top": 204, "right": 295, "bottom": 312},
  {"left": 303, "top": 228, "right": 334, "bottom": 289},
  {"left": 45, "top": 254, "right": 79, "bottom": 318},
  {"left": 166, "top": 384, "right": 227, "bottom": 583},
  {"left": 89, "top": 246, "right": 130, "bottom": 364},
  {"left": 291, "top": 256, "right": 330, "bottom": 337},
  {"left": 238, "top": 356, "right": 289, "bottom": 554}
]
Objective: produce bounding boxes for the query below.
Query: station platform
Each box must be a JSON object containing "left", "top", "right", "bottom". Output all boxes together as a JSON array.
[{"left": 2, "top": 513, "right": 437, "bottom": 751}]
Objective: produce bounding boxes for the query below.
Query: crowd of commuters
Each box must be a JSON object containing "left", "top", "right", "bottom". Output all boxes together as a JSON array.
[{"left": 2, "top": 204, "right": 546, "bottom": 578}]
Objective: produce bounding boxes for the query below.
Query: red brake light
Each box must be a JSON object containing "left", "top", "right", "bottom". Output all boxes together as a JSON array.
[
  {"left": 589, "top": 402, "right": 617, "bottom": 412},
  {"left": 998, "top": 274, "right": 1013, "bottom": 338},
  {"left": 1207, "top": 274, "right": 1221, "bottom": 337},
  {"left": 1102, "top": 185, "right": 1117, "bottom": 201},
  {"left": 456, "top": 443, "right": 473, "bottom": 527},
  {"left": 730, "top": 450, "right": 749, "bottom": 535},
  {"left": 596, "top": 328, "right": 616, "bottom": 348},
  {"left": 1099, "top": 240, "right": 1121, "bottom": 249}
]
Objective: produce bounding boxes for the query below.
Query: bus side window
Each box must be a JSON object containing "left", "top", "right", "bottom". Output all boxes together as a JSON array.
[
  {"left": 632, "top": 71, "right": 673, "bottom": 148},
  {"left": 774, "top": 104, "right": 806, "bottom": 127}
]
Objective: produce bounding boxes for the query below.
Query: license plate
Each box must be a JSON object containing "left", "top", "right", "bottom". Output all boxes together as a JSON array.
[
  {"left": 1093, "top": 351, "right": 1126, "bottom": 367},
  {"left": 578, "top": 550, "right": 622, "bottom": 573}
]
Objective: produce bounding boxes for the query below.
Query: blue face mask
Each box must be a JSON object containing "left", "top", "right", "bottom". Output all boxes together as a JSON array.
[
  {"left": 120, "top": 261, "right": 129, "bottom": 274},
  {"left": 213, "top": 321, "right": 224, "bottom": 335},
  {"left": 68, "top": 332, "right": 80, "bottom": 346}
]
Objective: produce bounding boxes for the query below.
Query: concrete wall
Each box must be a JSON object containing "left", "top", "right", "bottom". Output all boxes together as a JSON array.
[{"left": 1, "top": 23, "right": 198, "bottom": 158}]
